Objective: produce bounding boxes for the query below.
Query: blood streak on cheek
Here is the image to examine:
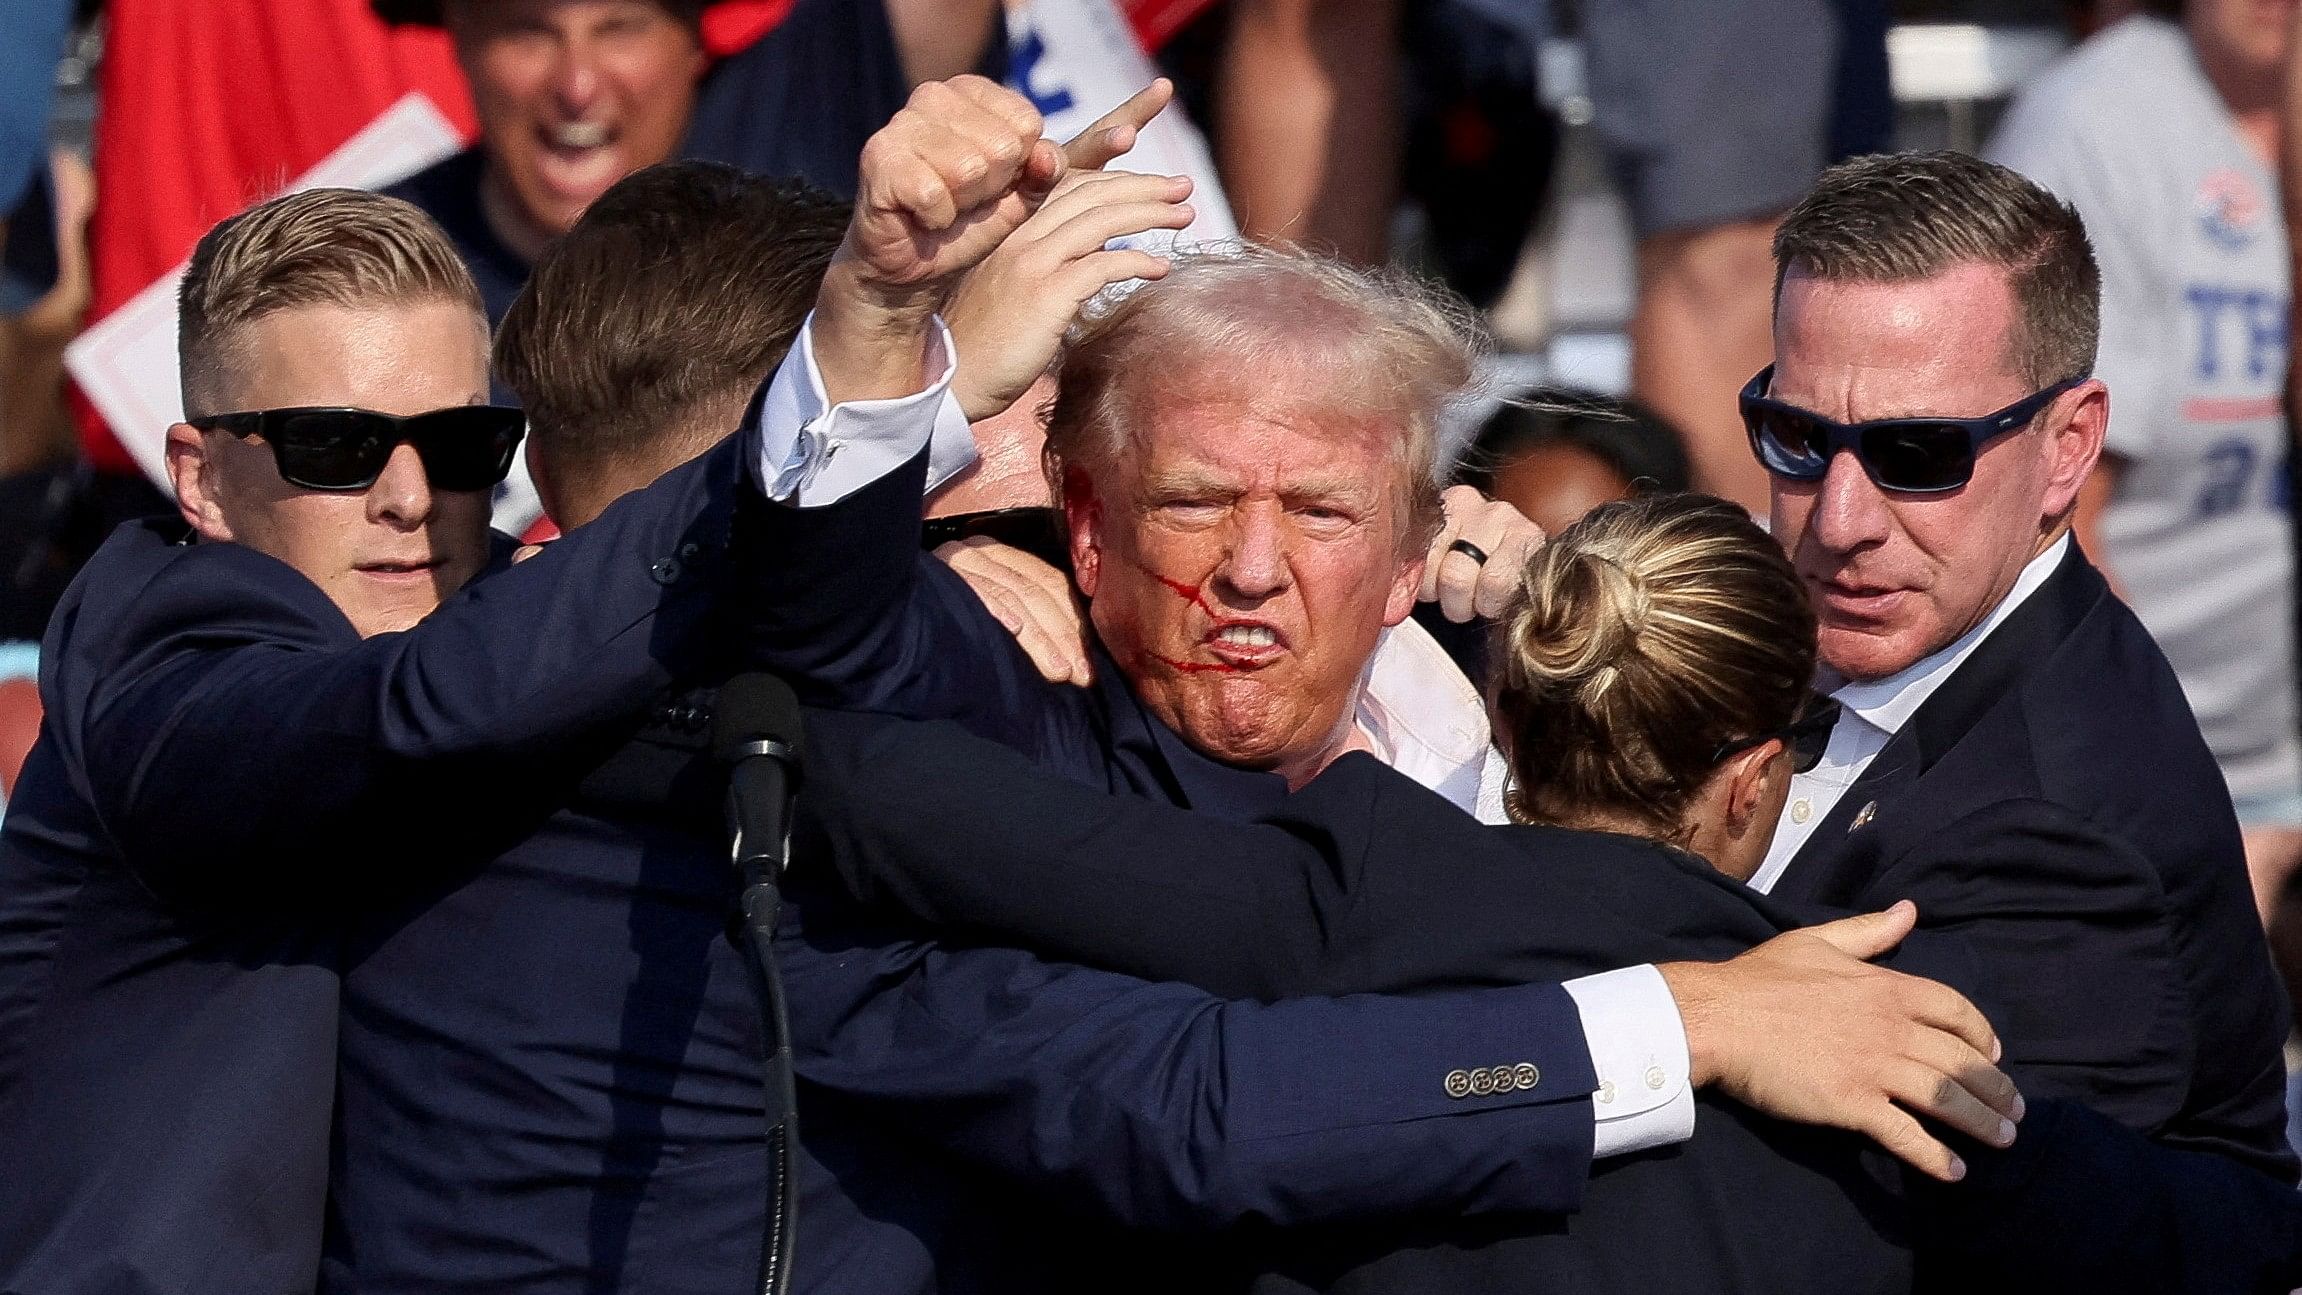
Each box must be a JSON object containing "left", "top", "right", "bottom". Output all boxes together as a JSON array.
[
  {"left": 1146, "top": 568, "right": 1220, "bottom": 618},
  {"left": 1150, "top": 653, "right": 1241, "bottom": 674},
  {"left": 1140, "top": 561, "right": 1239, "bottom": 673}
]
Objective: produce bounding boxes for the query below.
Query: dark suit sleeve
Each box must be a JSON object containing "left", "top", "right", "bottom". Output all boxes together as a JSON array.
[
  {"left": 802, "top": 710, "right": 1386, "bottom": 999},
  {"left": 1861, "top": 799, "right": 2258, "bottom": 1161},
  {"left": 779, "top": 884, "right": 1604, "bottom": 1231},
  {"left": 64, "top": 433, "right": 751, "bottom": 900},
  {"left": 1919, "top": 1097, "right": 2302, "bottom": 1294},
  {"left": 734, "top": 446, "right": 1062, "bottom": 748}
]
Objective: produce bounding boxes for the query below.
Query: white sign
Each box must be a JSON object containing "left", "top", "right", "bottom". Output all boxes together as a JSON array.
[
  {"left": 66, "top": 93, "right": 466, "bottom": 492},
  {"left": 1005, "top": 0, "right": 1239, "bottom": 252}
]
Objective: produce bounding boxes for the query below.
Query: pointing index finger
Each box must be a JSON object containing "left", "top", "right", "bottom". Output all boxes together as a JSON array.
[{"left": 1062, "top": 79, "right": 1176, "bottom": 172}]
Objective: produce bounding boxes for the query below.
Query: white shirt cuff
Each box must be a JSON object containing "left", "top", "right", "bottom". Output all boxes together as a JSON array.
[
  {"left": 1563, "top": 963, "right": 1695, "bottom": 1158},
  {"left": 748, "top": 312, "right": 980, "bottom": 506}
]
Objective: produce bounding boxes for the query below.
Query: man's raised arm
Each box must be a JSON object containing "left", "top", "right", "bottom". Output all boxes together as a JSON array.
[{"left": 725, "top": 79, "right": 1191, "bottom": 726}]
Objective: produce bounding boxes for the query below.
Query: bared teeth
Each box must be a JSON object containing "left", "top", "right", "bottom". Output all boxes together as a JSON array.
[
  {"left": 551, "top": 121, "right": 609, "bottom": 149},
  {"left": 1217, "top": 625, "right": 1276, "bottom": 647}
]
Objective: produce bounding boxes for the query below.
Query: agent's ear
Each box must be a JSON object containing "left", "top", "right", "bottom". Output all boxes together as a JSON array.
[
  {"left": 1722, "top": 740, "right": 1786, "bottom": 838},
  {"left": 2041, "top": 379, "right": 2108, "bottom": 522},
  {"left": 165, "top": 422, "right": 234, "bottom": 542},
  {"left": 1062, "top": 466, "right": 1105, "bottom": 598},
  {"left": 525, "top": 439, "right": 559, "bottom": 527}
]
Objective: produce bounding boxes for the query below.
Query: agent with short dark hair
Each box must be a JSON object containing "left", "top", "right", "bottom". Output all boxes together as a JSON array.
[{"left": 1744, "top": 149, "right": 2291, "bottom": 1182}]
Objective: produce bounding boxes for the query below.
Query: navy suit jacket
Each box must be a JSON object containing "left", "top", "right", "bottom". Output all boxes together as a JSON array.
[
  {"left": 322, "top": 684, "right": 1626, "bottom": 1294},
  {"left": 798, "top": 710, "right": 2302, "bottom": 1293},
  {"left": 0, "top": 410, "right": 1600, "bottom": 1294},
  {"left": 0, "top": 429, "right": 759, "bottom": 1293},
  {"left": 1770, "top": 545, "right": 2293, "bottom": 1181}
]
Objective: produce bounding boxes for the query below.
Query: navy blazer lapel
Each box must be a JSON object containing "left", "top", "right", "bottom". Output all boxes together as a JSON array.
[{"left": 1774, "top": 545, "right": 2103, "bottom": 906}]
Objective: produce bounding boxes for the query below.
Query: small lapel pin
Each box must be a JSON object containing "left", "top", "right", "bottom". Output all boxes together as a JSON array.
[{"left": 1848, "top": 801, "right": 1878, "bottom": 833}]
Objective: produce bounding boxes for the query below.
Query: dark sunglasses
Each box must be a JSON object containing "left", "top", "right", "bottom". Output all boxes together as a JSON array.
[
  {"left": 1713, "top": 693, "right": 1842, "bottom": 774},
  {"left": 1740, "top": 365, "right": 2086, "bottom": 493},
  {"left": 190, "top": 405, "right": 526, "bottom": 493},
  {"left": 919, "top": 505, "right": 1068, "bottom": 566}
]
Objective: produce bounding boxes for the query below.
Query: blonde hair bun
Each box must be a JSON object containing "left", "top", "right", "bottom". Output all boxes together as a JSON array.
[{"left": 1494, "top": 494, "right": 1817, "bottom": 836}]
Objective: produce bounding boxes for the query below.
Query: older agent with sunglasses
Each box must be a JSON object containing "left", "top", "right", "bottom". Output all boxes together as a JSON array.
[{"left": 1740, "top": 151, "right": 2294, "bottom": 1181}]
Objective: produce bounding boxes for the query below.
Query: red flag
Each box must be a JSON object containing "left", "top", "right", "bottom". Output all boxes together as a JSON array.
[{"left": 1121, "top": 0, "right": 1221, "bottom": 51}]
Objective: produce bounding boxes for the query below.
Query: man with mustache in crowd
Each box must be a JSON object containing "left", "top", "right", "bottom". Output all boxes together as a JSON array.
[{"left": 377, "top": 0, "right": 1003, "bottom": 326}]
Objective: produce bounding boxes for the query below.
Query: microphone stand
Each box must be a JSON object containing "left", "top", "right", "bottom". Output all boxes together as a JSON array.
[{"left": 727, "top": 735, "right": 800, "bottom": 1295}]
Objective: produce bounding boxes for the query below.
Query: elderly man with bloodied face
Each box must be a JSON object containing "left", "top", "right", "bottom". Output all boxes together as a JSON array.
[
  {"left": 1041, "top": 252, "right": 1480, "bottom": 790},
  {"left": 755, "top": 202, "right": 2026, "bottom": 1201}
]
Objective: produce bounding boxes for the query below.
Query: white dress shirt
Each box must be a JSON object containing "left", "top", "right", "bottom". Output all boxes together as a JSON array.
[
  {"left": 1751, "top": 534, "right": 2075, "bottom": 894},
  {"left": 746, "top": 315, "right": 1694, "bottom": 1158},
  {"left": 750, "top": 316, "right": 981, "bottom": 505}
]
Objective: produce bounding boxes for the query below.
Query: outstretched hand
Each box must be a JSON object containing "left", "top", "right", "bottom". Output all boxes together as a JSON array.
[{"left": 1659, "top": 901, "right": 2025, "bottom": 1183}]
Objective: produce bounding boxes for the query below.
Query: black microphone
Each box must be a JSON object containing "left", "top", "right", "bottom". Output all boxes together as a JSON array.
[
  {"left": 712, "top": 673, "right": 804, "bottom": 1295},
  {"left": 715, "top": 673, "right": 804, "bottom": 877}
]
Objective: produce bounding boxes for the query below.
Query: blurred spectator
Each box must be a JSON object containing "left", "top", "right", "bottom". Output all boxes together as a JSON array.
[
  {"left": 378, "top": 0, "right": 1002, "bottom": 324},
  {"left": 1456, "top": 388, "right": 1692, "bottom": 536},
  {"left": 0, "top": 148, "right": 93, "bottom": 641},
  {"left": 0, "top": 0, "right": 69, "bottom": 230},
  {"left": 0, "top": 3, "right": 88, "bottom": 652},
  {"left": 0, "top": 640, "right": 36, "bottom": 820},
  {"left": 0, "top": 149, "right": 89, "bottom": 478},
  {"left": 1586, "top": 0, "right": 1891, "bottom": 515},
  {"left": 1162, "top": 0, "right": 1544, "bottom": 295},
  {"left": 1989, "top": 2, "right": 2302, "bottom": 942},
  {"left": 1401, "top": 0, "right": 1553, "bottom": 308},
  {"left": 1212, "top": 0, "right": 1401, "bottom": 263}
]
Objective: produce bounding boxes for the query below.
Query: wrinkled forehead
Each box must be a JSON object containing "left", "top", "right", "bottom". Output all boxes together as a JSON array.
[
  {"left": 211, "top": 300, "right": 493, "bottom": 416},
  {"left": 1118, "top": 391, "right": 1409, "bottom": 501},
  {"left": 1771, "top": 266, "right": 2032, "bottom": 419}
]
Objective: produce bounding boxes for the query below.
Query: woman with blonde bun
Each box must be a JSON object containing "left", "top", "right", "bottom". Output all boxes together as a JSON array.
[{"left": 1493, "top": 493, "right": 1838, "bottom": 881}]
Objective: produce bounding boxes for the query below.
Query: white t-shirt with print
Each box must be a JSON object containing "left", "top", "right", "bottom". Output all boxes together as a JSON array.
[{"left": 1990, "top": 15, "right": 2301, "bottom": 803}]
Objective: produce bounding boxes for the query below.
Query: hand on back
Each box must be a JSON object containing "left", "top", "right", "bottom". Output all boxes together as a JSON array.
[{"left": 1661, "top": 901, "right": 2024, "bottom": 1183}]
